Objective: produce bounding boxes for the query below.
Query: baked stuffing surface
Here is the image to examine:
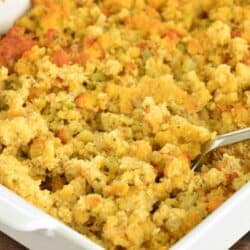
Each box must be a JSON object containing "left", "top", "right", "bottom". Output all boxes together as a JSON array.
[{"left": 0, "top": 0, "right": 249, "bottom": 249}]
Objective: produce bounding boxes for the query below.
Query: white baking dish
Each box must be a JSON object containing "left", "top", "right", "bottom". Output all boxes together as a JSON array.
[
  {"left": 0, "top": 0, "right": 30, "bottom": 35},
  {"left": 0, "top": 185, "right": 103, "bottom": 250},
  {"left": 0, "top": 1, "right": 250, "bottom": 249},
  {"left": 0, "top": 183, "right": 249, "bottom": 250}
]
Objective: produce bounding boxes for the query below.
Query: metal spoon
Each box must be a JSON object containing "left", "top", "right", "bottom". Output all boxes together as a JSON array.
[{"left": 192, "top": 127, "right": 250, "bottom": 171}]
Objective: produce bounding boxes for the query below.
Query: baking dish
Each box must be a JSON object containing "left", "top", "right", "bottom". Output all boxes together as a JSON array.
[
  {"left": 0, "top": 0, "right": 30, "bottom": 35},
  {"left": 0, "top": 182, "right": 250, "bottom": 250},
  {"left": 0, "top": 184, "right": 103, "bottom": 250}
]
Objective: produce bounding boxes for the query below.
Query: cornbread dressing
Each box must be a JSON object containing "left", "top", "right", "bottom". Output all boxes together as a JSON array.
[{"left": 0, "top": 0, "right": 249, "bottom": 249}]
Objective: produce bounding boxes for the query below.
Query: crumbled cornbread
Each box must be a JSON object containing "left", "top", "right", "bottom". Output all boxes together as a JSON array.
[{"left": 0, "top": 1, "right": 249, "bottom": 249}]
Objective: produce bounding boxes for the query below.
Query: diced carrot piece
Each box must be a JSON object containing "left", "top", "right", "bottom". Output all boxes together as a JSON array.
[
  {"left": 86, "top": 194, "right": 102, "bottom": 207},
  {"left": 71, "top": 52, "right": 89, "bottom": 64},
  {"left": 51, "top": 48, "right": 70, "bottom": 66},
  {"left": 45, "top": 28, "right": 60, "bottom": 44},
  {"left": 58, "top": 128, "right": 70, "bottom": 144},
  {"left": 83, "top": 38, "right": 96, "bottom": 48},
  {"left": 83, "top": 38, "right": 105, "bottom": 59},
  {"left": 74, "top": 93, "right": 86, "bottom": 109},
  {"left": 181, "top": 153, "right": 190, "bottom": 163},
  {"left": 74, "top": 92, "right": 97, "bottom": 111},
  {"left": 0, "top": 27, "right": 35, "bottom": 69}
]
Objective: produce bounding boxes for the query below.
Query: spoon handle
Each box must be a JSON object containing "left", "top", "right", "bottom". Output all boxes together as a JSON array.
[
  {"left": 192, "top": 127, "right": 250, "bottom": 171},
  {"left": 212, "top": 127, "right": 250, "bottom": 151}
]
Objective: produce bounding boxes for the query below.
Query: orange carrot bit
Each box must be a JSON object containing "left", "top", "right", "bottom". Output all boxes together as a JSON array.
[
  {"left": 74, "top": 92, "right": 97, "bottom": 112},
  {"left": 51, "top": 48, "right": 70, "bottom": 67},
  {"left": 0, "top": 27, "right": 35, "bottom": 69},
  {"left": 180, "top": 153, "right": 191, "bottom": 164},
  {"left": 86, "top": 194, "right": 102, "bottom": 207},
  {"left": 57, "top": 128, "right": 70, "bottom": 144},
  {"left": 71, "top": 52, "right": 89, "bottom": 65},
  {"left": 83, "top": 38, "right": 97, "bottom": 48},
  {"left": 83, "top": 38, "right": 105, "bottom": 59},
  {"left": 74, "top": 93, "right": 86, "bottom": 109},
  {"left": 164, "top": 28, "right": 183, "bottom": 41},
  {"left": 44, "top": 28, "right": 60, "bottom": 45}
]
